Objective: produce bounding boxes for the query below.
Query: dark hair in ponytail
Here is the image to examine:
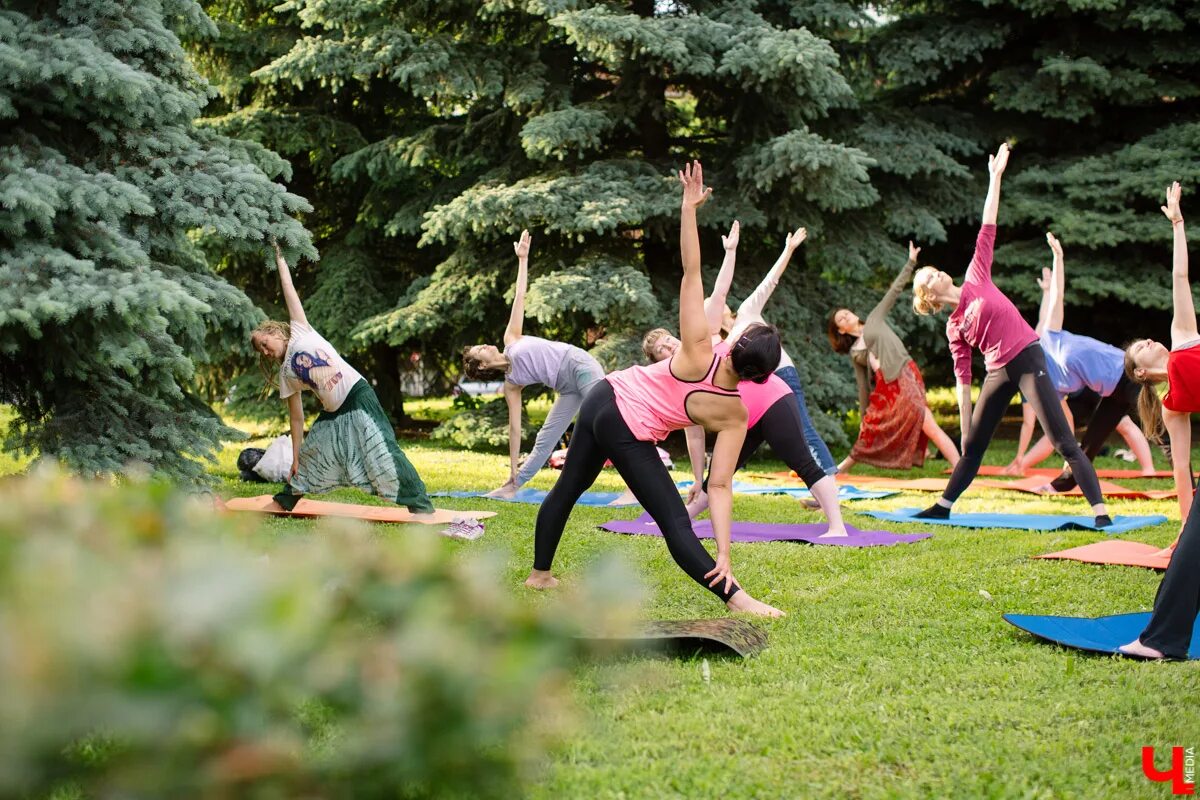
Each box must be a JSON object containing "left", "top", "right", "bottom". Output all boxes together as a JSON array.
[
  {"left": 1124, "top": 344, "right": 1165, "bottom": 442},
  {"left": 730, "top": 324, "right": 782, "bottom": 384}
]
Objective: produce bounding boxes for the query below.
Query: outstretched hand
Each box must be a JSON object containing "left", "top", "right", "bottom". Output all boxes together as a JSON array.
[
  {"left": 704, "top": 552, "right": 736, "bottom": 595},
  {"left": 722, "top": 220, "right": 740, "bottom": 251},
  {"left": 1162, "top": 181, "right": 1183, "bottom": 223},
  {"left": 513, "top": 229, "right": 531, "bottom": 259},
  {"left": 908, "top": 240, "right": 921, "bottom": 262},
  {"left": 1045, "top": 231, "right": 1063, "bottom": 259},
  {"left": 988, "top": 142, "right": 1010, "bottom": 179},
  {"left": 679, "top": 160, "right": 712, "bottom": 209},
  {"left": 1036, "top": 266, "right": 1052, "bottom": 293},
  {"left": 785, "top": 226, "right": 807, "bottom": 252}
]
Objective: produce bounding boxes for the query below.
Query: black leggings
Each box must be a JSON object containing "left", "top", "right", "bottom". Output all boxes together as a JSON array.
[
  {"left": 533, "top": 381, "right": 739, "bottom": 602},
  {"left": 704, "top": 395, "right": 827, "bottom": 490},
  {"left": 1140, "top": 490, "right": 1200, "bottom": 658},
  {"left": 1051, "top": 374, "right": 1141, "bottom": 491},
  {"left": 943, "top": 343, "right": 1104, "bottom": 506}
]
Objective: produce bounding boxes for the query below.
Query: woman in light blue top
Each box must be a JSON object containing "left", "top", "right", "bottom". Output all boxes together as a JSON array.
[
  {"left": 1006, "top": 232, "right": 1156, "bottom": 486},
  {"left": 462, "top": 231, "right": 606, "bottom": 498}
]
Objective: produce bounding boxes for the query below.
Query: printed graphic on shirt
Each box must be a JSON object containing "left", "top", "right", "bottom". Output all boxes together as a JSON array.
[
  {"left": 290, "top": 349, "right": 344, "bottom": 396},
  {"left": 958, "top": 297, "right": 984, "bottom": 334}
]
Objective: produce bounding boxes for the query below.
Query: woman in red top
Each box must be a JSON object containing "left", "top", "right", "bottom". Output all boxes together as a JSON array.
[{"left": 1120, "top": 182, "right": 1199, "bottom": 659}]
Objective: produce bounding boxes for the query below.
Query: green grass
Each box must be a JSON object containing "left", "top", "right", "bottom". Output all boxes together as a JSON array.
[{"left": 7, "top": 406, "right": 1199, "bottom": 797}]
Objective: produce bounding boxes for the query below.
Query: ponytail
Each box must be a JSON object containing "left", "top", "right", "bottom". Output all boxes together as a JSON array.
[
  {"left": 911, "top": 267, "right": 944, "bottom": 316},
  {"left": 1124, "top": 344, "right": 1166, "bottom": 442}
]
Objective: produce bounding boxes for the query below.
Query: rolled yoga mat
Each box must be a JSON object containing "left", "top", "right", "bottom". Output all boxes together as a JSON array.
[
  {"left": 862, "top": 508, "right": 1168, "bottom": 534},
  {"left": 432, "top": 488, "right": 638, "bottom": 506},
  {"left": 675, "top": 480, "right": 897, "bottom": 501},
  {"left": 579, "top": 618, "right": 769, "bottom": 659},
  {"left": 1035, "top": 540, "right": 1173, "bottom": 570},
  {"left": 1003, "top": 612, "right": 1200, "bottom": 659},
  {"left": 601, "top": 513, "right": 931, "bottom": 546},
  {"left": 224, "top": 495, "right": 496, "bottom": 524}
]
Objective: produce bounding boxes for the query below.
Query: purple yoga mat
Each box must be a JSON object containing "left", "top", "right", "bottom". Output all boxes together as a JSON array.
[{"left": 600, "top": 513, "right": 932, "bottom": 547}]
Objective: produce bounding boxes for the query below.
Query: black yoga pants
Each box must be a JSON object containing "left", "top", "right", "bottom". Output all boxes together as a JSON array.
[
  {"left": 1051, "top": 374, "right": 1141, "bottom": 491},
  {"left": 533, "top": 381, "right": 739, "bottom": 602},
  {"left": 704, "top": 395, "right": 827, "bottom": 490},
  {"left": 942, "top": 343, "right": 1104, "bottom": 506},
  {"left": 1140, "top": 489, "right": 1200, "bottom": 658}
]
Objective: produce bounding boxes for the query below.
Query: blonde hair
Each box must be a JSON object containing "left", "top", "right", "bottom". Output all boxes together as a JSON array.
[
  {"left": 642, "top": 328, "right": 673, "bottom": 361},
  {"left": 912, "top": 266, "right": 944, "bottom": 315},
  {"left": 1124, "top": 344, "right": 1166, "bottom": 442},
  {"left": 251, "top": 319, "right": 291, "bottom": 386}
]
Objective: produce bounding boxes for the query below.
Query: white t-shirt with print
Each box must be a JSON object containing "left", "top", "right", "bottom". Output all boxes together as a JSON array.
[{"left": 278, "top": 322, "right": 364, "bottom": 412}]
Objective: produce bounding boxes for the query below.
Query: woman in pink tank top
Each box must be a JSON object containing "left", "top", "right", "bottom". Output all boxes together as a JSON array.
[
  {"left": 638, "top": 333, "right": 848, "bottom": 537},
  {"left": 526, "top": 161, "right": 785, "bottom": 618}
]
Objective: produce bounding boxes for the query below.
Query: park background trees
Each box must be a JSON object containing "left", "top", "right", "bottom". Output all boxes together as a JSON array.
[{"left": 4, "top": 0, "right": 1200, "bottom": 471}]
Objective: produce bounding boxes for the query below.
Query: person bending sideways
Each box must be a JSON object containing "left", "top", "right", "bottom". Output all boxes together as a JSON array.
[
  {"left": 909, "top": 143, "right": 1110, "bottom": 527},
  {"left": 525, "top": 161, "right": 784, "bottom": 617}
]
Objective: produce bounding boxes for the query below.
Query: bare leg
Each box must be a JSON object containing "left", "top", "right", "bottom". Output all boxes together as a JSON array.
[
  {"left": 922, "top": 408, "right": 960, "bottom": 467},
  {"left": 837, "top": 456, "right": 855, "bottom": 473},
  {"left": 1116, "top": 416, "right": 1157, "bottom": 474},
  {"left": 810, "top": 475, "right": 848, "bottom": 537}
]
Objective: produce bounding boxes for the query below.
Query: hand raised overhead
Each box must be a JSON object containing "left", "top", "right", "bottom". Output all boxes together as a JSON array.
[
  {"left": 722, "top": 220, "right": 740, "bottom": 251},
  {"left": 1162, "top": 181, "right": 1183, "bottom": 223},
  {"left": 908, "top": 240, "right": 921, "bottom": 262},
  {"left": 1036, "top": 266, "right": 1052, "bottom": 293},
  {"left": 988, "top": 142, "right": 1010, "bottom": 178},
  {"left": 1045, "top": 231, "right": 1063, "bottom": 259},
  {"left": 678, "top": 160, "right": 712, "bottom": 209},
  {"left": 513, "top": 229, "right": 531, "bottom": 259},
  {"left": 785, "top": 226, "right": 807, "bottom": 251}
]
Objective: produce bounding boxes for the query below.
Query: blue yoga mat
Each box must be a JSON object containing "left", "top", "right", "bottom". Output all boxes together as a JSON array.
[
  {"left": 862, "top": 508, "right": 1167, "bottom": 534},
  {"left": 431, "top": 489, "right": 639, "bottom": 507},
  {"left": 1003, "top": 612, "right": 1200, "bottom": 659},
  {"left": 676, "top": 481, "right": 897, "bottom": 501}
]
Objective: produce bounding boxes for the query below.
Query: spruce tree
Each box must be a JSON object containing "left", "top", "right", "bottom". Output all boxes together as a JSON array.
[
  {"left": 250, "top": 0, "right": 919, "bottom": 440},
  {"left": 0, "top": 0, "right": 314, "bottom": 481},
  {"left": 870, "top": 0, "right": 1200, "bottom": 361}
]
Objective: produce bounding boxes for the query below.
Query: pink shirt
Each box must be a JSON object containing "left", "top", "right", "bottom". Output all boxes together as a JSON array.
[
  {"left": 945, "top": 224, "right": 1039, "bottom": 384},
  {"left": 607, "top": 354, "right": 741, "bottom": 443},
  {"left": 713, "top": 342, "right": 792, "bottom": 427}
]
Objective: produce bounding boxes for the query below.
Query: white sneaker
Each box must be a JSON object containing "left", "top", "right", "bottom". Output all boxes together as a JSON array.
[{"left": 441, "top": 517, "right": 485, "bottom": 541}]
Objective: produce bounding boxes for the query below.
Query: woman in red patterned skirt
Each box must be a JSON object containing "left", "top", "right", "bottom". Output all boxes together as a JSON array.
[{"left": 827, "top": 242, "right": 961, "bottom": 472}]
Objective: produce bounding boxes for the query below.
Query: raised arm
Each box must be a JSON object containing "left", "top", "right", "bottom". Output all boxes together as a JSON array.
[
  {"left": 677, "top": 161, "right": 716, "bottom": 369},
  {"left": 274, "top": 239, "right": 308, "bottom": 326},
  {"left": 981, "top": 142, "right": 1009, "bottom": 227},
  {"left": 1042, "top": 233, "right": 1065, "bottom": 333},
  {"left": 738, "top": 226, "right": 806, "bottom": 319},
  {"left": 1162, "top": 183, "right": 1197, "bottom": 347},
  {"left": 503, "top": 230, "right": 531, "bottom": 346},
  {"left": 871, "top": 241, "right": 919, "bottom": 321},
  {"left": 703, "top": 221, "right": 739, "bottom": 337}
]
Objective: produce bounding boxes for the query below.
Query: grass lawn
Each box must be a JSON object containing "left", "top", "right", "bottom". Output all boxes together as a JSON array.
[{"left": 5, "top": 399, "right": 1197, "bottom": 797}]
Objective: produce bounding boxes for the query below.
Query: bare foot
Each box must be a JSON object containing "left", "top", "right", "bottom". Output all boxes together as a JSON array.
[
  {"left": 817, "top": 525, "right": 849, "bottom": 539},
  {"left": 725, "top": 591, "right": 785, "bottom": 617},
  {"left": 1032, "top": 482, "right": 1057, "bottom": 494},
  {"left": 486, "top": 483, "right": 518, "bottom": 499},
  {"left": 1118, "top": 639, "right": 1165, "bottom": 659},
  {"left": 610, "top": 489, "right": 638, "bottom": 506},
  {"left": 524, "top": 570, "right": 559, "bottom": 590}
]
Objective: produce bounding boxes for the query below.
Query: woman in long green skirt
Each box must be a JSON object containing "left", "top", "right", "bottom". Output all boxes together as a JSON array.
[{"left": 249, "top": 241, "right": 433, "bottom": 513}]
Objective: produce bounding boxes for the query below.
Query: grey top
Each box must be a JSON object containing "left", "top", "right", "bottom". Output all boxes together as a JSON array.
[{"left": 850, "top": 258, "right": 917, "bottom": 414}]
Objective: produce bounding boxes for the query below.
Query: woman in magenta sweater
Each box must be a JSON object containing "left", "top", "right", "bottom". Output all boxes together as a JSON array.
[{"left": 909, "top": 143, "right": 1109, "bottom": 526}]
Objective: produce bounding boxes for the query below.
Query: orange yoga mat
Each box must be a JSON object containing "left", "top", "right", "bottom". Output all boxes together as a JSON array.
[
  {"left": 224, "top": 495, "right": 496, "bottom": 525},
  {"left": 762, "top": 472, "right": 1176, "bottom": 499},
  {"left": 1036, "top": 540, "right": 1173, "bottom": 570},
  {"left": 960, "top": 465, "right": 1174, "bottom": 479}
]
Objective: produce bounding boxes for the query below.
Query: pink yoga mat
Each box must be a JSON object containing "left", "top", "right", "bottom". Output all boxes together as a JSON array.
[{"left": 600, "top": 513, "right": 932, "bottom": 546}]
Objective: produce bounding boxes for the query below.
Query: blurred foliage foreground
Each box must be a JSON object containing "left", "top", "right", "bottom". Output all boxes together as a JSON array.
[{"left": 0, "top": 466, "right": 634, "bottom": 798}]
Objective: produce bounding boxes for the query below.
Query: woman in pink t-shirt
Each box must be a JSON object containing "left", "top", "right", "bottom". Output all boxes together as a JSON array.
[
  {"left": 525, "top": 162, "right": 785, "bottom": 618},
  {"left": 909, "top": 143, "right": 1109, "bottom": 526}
]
